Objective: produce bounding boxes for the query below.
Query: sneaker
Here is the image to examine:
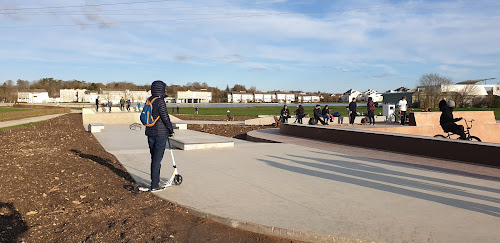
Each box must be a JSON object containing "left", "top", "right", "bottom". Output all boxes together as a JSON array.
[{"left": 151, "top": 185, "right": 167, "bottom": 192}]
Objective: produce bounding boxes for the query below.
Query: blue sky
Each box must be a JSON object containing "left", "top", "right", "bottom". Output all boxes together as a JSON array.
[{"left": 1, "top": 0, "right": 499, "bottom": 93}]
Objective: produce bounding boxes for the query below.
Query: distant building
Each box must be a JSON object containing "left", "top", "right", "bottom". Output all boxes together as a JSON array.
[
  {"left": 17, "top": 89, "right": 51, "bottom": 103},
  {"left": 297, "top": 93, "right": 321, "bottom": 103},
  {"left": 176, "top": 90, "right": 212, "bottom": 103},
  {"left": 359, "top": 89, "right": 383, "bottom": 102},
  {"left": 386, "top": 87, "right": 411, "bottom": 93},
  {"left": 60, "top": 89, "right": 87, "bottom": 102},
  {"left": 341, "top": 89, "right": 361, "bottom": 102},
  {"left": 228, "top": 91, "right": 254, "bottom": 103},
  {"left": 100, "top": 89, "right": 151, "bottom": 105},
  {"left": 276, "top": 93, "right": 296, "bottom": 103},
  {"left": 84, "top": 91, "right": 99, "bottom": 103}
]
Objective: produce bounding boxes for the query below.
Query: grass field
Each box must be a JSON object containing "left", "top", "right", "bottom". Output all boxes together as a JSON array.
[
  {"left": 173, "top": 105, "right": 500, "bottom": 120},
  {"left": 0, "top": 106, "right": 70, "bottom": 122},
  {"left": 0, "top": 107, "right": 33, "bottom": 113},
  {"left": 173, "top": 105, "right": 383, "bottom": 118}
]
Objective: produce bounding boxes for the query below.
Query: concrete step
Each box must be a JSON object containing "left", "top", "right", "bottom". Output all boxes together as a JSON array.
[{"left": 169, "top": 130, "right": 235, "bottom": 150}]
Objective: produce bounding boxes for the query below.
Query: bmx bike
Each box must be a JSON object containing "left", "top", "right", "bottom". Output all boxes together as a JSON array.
[{"left": 433, "top": 119, "right": 481, "bottom": 142}]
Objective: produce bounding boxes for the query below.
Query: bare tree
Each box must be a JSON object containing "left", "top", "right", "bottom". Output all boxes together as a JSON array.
[
  {"left": 451, "top": 84, "right": 480, "bottom": 108},
  {"left": 416, "top": 73, "right": 453, "bottom": 108}
]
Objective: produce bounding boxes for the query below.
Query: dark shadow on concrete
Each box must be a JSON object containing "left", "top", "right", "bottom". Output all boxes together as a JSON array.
[
  {"left": 71, "top": 149, "right": 135, "bottom": 183},
  {"left": 0, "top": 202, "right": 28, "bottom": 242},
  {"left": 258, "top": 156, "right": 500, "bottom": 218},
  {"left": 306, "top": 151, "right": 500, "bottom": 193},
  {"left": 270, "top": 154, "right": 500, "bottom": 204},
  {"left": 309, "top": 150, "right": 500, "bottom": 182}
]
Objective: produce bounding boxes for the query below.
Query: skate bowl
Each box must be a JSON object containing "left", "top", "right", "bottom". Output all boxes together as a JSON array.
[
  {"left": 279, "top": 122, "right": 500, "bottom": 166},
  {"left": 363, "top": 111, "right": 500, "bottom": 144}
]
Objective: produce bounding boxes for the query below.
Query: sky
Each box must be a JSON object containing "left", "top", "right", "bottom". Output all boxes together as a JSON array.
[{"left": 1, "top": 0, "right": 499, "bottom": 93}]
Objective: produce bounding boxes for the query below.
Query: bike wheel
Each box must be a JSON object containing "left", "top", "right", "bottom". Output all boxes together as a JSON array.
[
  {"left": 469, "top": 136, "right": 481, "bottom": 142},
  {"left": 434, "top": 135, "right": 447, "bottom": 139}
]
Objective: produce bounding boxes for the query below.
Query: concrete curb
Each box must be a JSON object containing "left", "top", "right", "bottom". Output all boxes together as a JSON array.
[{"left": 157, "top": 196, "right": 370, "bottom": 243}]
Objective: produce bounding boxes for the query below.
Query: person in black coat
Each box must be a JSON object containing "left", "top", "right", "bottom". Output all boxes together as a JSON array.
[
  {"left": 348, "top": 98, "right": 357, "bottom": 125},
  {"left": 95, "top": 97, "right": 99, "bottom": 111},
  {"left": 439, "top": 99, "right": 466, "bottom": 139},
  {"left": 313, "top": 104, "right": 326, "bottom": 125},
  {"left": 145, "top": 80, "right": 174, "bottom": 191},
  {"left": 280, "top": 105, "right": 290, "bottom": 123}
]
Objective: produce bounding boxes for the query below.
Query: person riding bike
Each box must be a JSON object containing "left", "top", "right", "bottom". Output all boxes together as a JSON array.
[{"left": 439, "top": 99, "right": 466, "bottom": 140}]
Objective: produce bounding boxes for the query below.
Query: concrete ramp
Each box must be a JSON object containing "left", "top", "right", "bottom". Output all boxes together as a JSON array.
[{"left": 364, "top": 111, "right": 500, "bottom": 143}]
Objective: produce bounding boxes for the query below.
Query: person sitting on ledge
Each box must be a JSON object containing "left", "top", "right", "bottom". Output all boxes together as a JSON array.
[
  {"left": 313, "top": 104, "right": 327, "bottom": 125},
  {"left": 439, "top": 99, "right": 466, "bottom": 140}
]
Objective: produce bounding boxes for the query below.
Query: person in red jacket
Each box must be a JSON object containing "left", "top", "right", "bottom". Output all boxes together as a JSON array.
[{"left": 367, "top": 97, "right": 376, "bottom": 125}]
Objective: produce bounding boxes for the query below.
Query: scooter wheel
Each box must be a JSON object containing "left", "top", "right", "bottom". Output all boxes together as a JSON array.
[{"left": 173, "top": 174, "right": 183, "bottom": 185}]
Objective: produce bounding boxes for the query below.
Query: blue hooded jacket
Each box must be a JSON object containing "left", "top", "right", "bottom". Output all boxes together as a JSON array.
[{"left": 145, "top": 80, "right": 174, "bottom": 137}]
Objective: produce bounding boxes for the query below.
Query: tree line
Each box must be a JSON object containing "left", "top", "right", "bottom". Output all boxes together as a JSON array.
[{"left": 0, "top": 78, "right": 265, "bottom": 103}]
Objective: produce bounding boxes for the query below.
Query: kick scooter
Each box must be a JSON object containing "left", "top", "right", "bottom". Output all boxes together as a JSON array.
[{"left": 134, "top": 137, "right": 183, "bottom": 193}]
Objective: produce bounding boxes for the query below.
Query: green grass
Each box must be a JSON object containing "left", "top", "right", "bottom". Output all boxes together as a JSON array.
[
  {"left": 174, "top": 105, "right": 384, "bottom": 118},
  {"left": 174, "top": 105, "right": 500, "bottom": 120},
  {"left": 0, "top": 107, "right": 33, "bottom": 113},
  {"left": 71, "top": 107, "right": 83, "bottom": 110},
  {"left": 0, "top": 121, "right": 44, "bottom": 131}
]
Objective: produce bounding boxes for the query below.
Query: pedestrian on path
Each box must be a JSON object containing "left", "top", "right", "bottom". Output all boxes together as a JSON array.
[
  {"left": 195, "top": 106, "right": 199, "bottom": 115},
  {"left": 95, "top": 97, "right": 99, "bottom": 111},
  {"left": 108, "top": 100, "right": 112, "bottom": 113},
  {"left": 348, "top": 98, "right": 357, "bottom": 125},
  {"left": 120, "top": 97, "right": 125, "bottom": 112},
  {"left": 145, "top": 80, "right": 174, "bottom": 191},
  {"left": 126, "top": 99, "right": 131, "bottom": 112},
  {"left": 176, "top": 106, "right": 179, "bottom": 114}
]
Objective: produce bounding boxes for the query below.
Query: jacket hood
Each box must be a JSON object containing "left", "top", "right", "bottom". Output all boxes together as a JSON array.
[
  {"left": 438, "top": 99, "right": 448, "bottom": 112},
  {"left": 151, "top": 80, "right": 167, "bottom": 98}
]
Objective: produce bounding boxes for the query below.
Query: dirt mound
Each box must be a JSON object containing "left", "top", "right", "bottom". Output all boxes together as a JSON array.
[{"left": 0, "top": 114, "right": 300, "bottom": 242}]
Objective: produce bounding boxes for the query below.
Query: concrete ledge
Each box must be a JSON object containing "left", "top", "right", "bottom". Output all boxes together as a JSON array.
[
  {"left": 169, "top": 137, "right": 234, "bottom": 150},
  {"left": 280, "top": 123, "right": 500, "bottom": 166},
  {"left": 245, "top": 116, "right": 276, "bottom": 125},
  {"left": 88, "top": 123, "right": 104, "bottom": 133},
  {"left": 165, "top": 199, "right": 362, "bottom": 243},
  {"left": 173, "top": 123, "right": 187, "bottom": 130}
]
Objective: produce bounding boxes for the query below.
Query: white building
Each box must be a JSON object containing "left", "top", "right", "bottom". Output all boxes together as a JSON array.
[
  {"left": 358, "top": 89, "right": 383, "bottom": 102},
  {"left": 253, "top": 93, "right": 276, "bottom": 103},
  {"left": 276, "top": 93, "right": 295, "bottom": 103},
  {"left": 84, "top": 92, "right": 99, "bottom": 103},
  {"left": 438, "top": 84, "right": 500, "bottom": 96},
  {"left": 59, "top": 89, "right": 87, "bottom": 102},
  {"left": 341, "top": 89, "right": 362, "bottom": 102},
  {"left": 176, "top": 90, "right": 212, "bottom": 103},
  {"left": 228, "top": 92, "right": 254, "bottom": 103},
  {"left": 297, "top": 93, "right": 321, "bottom": 103},
  {"left": 127, "top": 90, "right": 151, "bottom": 103},
  {"left": 17, "top": 89, "right": 52, "bottom": 103}
]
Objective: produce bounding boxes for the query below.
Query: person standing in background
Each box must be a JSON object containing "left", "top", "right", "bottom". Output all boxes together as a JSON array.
[
  {"left": 348, "top": 98, "right": 357, "bottom": 125},
  {"left": 398, "top": 96, "right": 408, "bottom": 126},
  {"left": 367, "top": 97, "right": 376, "bottom": 125},
  {"left": 108, "top": 100, "right": 112, "bottom": 113},
  {"left": 95, "top": 97, "right": 99, "bottom": 111}
]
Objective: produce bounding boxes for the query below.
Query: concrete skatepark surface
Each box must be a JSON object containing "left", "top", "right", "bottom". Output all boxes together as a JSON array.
[{"left": 93, "top": 124, "right": 500, "bottom": 243}]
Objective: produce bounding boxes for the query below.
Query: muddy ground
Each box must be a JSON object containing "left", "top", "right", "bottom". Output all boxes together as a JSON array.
[{"left": 0, "top": 113, "right": 299, "bottom": 243}]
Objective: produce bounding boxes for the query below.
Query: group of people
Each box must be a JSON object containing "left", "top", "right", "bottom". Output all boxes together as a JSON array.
[{"left": 95, "top": 97, "right": 138, "bottom": 113}]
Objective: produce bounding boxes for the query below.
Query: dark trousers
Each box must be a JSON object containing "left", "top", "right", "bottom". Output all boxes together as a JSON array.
[
  {"left": 401, "top": 111, "right": 407, "bottom": 125},
  {"left": 368, "top": 110, "right": 375, "bottom": 124},
  {"left": 148, "top": 136, "right": 168, "bottom": 188},
  {"left": 349, "top": 113, "right": 356, "bottom": 124},
  {"left": 442, "top": 123, "right": 466, "bottom": 140},
  {"left": 95, "top": 104, "right": 98, "bottom": 111}
]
